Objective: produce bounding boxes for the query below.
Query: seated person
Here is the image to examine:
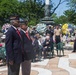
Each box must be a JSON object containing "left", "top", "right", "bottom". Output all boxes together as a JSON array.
[{"left": 43, "top": 35, "right": 51, "bottom": 58}]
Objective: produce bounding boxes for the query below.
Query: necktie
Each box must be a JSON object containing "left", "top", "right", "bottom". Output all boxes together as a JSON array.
[
  {"left": 16, "top": 29, "right": 24, "bottom": 53},
  {"left": 16, "top": 29, "right": 21, "bottom": 38},
  {"left": 25, "top": 31, "right": 30, "bottom": 40}
]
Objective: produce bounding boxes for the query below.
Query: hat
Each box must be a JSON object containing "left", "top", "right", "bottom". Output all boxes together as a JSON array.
[{"left": 10, "top": 15, "right": 19, "bottom": 20}]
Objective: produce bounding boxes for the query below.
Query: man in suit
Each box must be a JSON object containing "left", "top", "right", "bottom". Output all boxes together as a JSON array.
[
  {"left": 5, "top": 15, "right": 23, "bottom": 75},
  {"left": 20, "top": 21, "right": 34, "bottom": 75}
]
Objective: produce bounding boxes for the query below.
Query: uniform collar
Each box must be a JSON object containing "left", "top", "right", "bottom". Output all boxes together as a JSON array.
[
  {"left": 12, "top": 25, "right": 21, "bottom": 30},
  {"left": 12, "top": 25, "right": 17, "bottom": 30},
  {"left": 21, "top": 29, "right": 28, "bottom": 33},
  {"left": 21, "top": 29, "right": 26, "bottom": 33}
]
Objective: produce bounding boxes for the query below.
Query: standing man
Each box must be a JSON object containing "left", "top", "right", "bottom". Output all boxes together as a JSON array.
[
  {"left": 20, "top": 21, "right": 34, "bottom": 75},
  {"left": 54, "top": 26, "right": 62, "bottom": 44},
  {"left": 5, "top": 15, "right": 23, "bottom": 75},
  {"left": 54, "top": 26, "right": 62, "bottom": 50}
]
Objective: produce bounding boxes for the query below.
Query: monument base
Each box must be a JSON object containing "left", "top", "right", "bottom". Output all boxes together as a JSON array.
[{"left": 41, "top": 16, "right": 55, "bottom": 25}]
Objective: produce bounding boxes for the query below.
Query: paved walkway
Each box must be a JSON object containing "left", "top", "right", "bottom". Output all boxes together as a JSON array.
[{"left": 0, "top": 49, "right": 76, "bottom": 75}]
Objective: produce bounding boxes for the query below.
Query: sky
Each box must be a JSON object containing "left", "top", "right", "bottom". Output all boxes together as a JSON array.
[{"left": 52, "top": 0, "right": 69, "bottom": 16}]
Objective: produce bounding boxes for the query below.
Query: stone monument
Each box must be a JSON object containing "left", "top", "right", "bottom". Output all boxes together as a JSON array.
[{"left": 41, "top": 0, "right": 54, "bottom": 25}]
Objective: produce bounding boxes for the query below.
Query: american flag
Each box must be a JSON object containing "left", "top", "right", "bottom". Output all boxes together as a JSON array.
[{"left": 2, "top": 23, "right": 11, "bottom": 33}]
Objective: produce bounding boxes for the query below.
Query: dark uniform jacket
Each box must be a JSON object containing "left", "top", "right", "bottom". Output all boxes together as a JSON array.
[
  {"left": 5, "top": 26, "right": 23, "bottom": 64},
  {"left": 20, "top": 30, "right": 35, "bottom": 60}
]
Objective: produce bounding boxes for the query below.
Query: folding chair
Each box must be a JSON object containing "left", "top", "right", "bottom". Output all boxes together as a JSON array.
[{"left": 56, "top": 42, "right": 64, "bottom": 56}]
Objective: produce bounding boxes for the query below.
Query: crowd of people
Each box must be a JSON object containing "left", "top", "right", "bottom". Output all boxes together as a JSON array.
[
  {"left": 1, "top": 15, "right": 75, "bottom": 75},
  {"left": 30, "top": 25, "right": 62, "bottom": 59}
]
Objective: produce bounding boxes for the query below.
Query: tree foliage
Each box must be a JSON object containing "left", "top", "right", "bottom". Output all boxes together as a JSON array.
[
  {"left": 0, "top": 0, "right": 20, "bottom": 25},
  {"left": 52, "top": 14, "right": 68, "bottom": 24},
  {"left": 64, "top": 10, "right": 76, "bottom": 24},
  {"left": 53, "top": 9, "right": 76, "bottom": 25},
  {"left": 23, "top": 0, "right": 44, "bottom": 25},
  {"left": 66, "top": 0, "right": 76, "bottom": 25},
  {"left": 0, "top": 0, "right": 66, "bottom": 26},
  {"left": 0, "top": 0, "right": 44, "bottom": 26},
  {"left": 66, "top": 0, "right": 76, "bottom": 10}
]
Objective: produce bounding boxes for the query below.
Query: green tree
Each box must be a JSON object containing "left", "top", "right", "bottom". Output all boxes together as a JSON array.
[
  {"left": 66, "top": 0, "right": 76, "bottom": 24},
  {"left": 0, "top": 0, "right": 45, "bottom": 26},
  {"left": 0, "top": 0, "right": 20, "bottom": 25},
  {"left": 64, "top": 10, "right": 76, "bottom": 25},
  {"left": 52, "top": 13, "right": 68, "bottom": 24},
  {"left": 22, "top": 0, "right": 44, "bottom": 26},
  {"left": 66, "top": 0, "right": 76, "bottom": 10},
  {"left": 52, "top": 10, "right": 76, "bottom": 25},
  {"left": 54, "top": 15, "right": 68, "bottom": 24},
  {"left": 0, "top": 0, "right": 67, "bottom": 26}
]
